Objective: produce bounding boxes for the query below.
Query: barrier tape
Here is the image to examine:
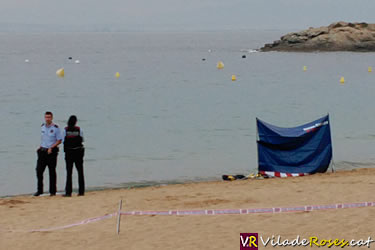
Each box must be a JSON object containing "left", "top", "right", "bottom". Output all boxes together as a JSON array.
[
  {"left": 0, "top": 213, "right": 116, "bottom": 233},
  {"left": 1, "top": 201, "right": 374, "bottom": 233},
  {"left": 120, "top": 201, "right": 375, "bottom": 216}
]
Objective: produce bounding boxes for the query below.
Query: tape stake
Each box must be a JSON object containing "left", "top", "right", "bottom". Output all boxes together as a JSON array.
[{"left": 116, "top": 200, "right": 122, "bottom": 235}]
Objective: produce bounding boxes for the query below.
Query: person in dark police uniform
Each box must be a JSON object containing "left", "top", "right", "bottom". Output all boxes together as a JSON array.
[
  {"left": 62, "top": 115, "right": 85, "bottom": 197},
  {"left": 34, "top": 111, "right": 62, "bottom": 196}
]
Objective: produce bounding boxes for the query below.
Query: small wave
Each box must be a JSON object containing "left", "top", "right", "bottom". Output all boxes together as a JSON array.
[
  {"left": 335, "top": 161, "right": 375, "bottom": 170},
  {"left": 103, "top": 177, "right": 218, "bottom": 190},
  {"left": 240, "top": 49, "right": 259, "bottom": 53}
]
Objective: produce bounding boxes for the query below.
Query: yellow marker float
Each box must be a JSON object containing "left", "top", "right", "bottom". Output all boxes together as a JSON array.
[
  {"left": 56, "top": 68, "right": 64, "bottom": 78},
  {"left": 217, "top": 61, "right": 224, "bottom": 69},
  {"left": 303, "top": 66, "right": 307, "bottom": 71},
  {"left": 340, "top": 77, "right": 345, "bottom": 84},
  {"left": 115, "top": 72, "right": 120, "bottom": 78},
  {"left": 231, "top": 75, "right": 237, "bottom": 81},
  {"left": 368, "top": 67, "right": 372, "bottom": 73}
]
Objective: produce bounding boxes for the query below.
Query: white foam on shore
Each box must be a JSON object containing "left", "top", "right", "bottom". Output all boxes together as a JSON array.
[{"left": 240, "top": 49, "right": 259, "bottom": 53}]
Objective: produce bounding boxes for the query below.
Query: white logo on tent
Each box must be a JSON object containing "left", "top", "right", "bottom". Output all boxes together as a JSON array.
[{"left": 303, "top": 121, "right": 329, "bottom": 132}]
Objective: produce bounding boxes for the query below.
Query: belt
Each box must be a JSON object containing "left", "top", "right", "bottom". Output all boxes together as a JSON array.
[
  {"left": 65, "top": 146, "right": 84, "bottom": 150},
  {"left": 39, "top": 147, "right": 59, "bottom": 152}
]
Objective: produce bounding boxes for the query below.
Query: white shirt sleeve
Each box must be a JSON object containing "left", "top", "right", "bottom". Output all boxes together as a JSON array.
[{"left": 55, "top": 127, "right": 63, "bottom": 141}]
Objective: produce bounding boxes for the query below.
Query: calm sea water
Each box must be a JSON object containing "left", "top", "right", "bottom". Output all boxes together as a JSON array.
[{"left": 1, "top": 31, "right": 375, "bottom": 196}]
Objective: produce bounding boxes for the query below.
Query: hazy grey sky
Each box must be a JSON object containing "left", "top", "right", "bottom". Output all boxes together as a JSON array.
[{"left": 0, "top": 0, "right": 374, "bottom": 31}]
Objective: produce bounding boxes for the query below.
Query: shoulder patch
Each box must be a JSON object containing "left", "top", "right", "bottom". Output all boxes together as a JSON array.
[
  {"left": 41, "top": 123, "right": 44, "bottom": 127},
  {"left": 54, "top": 124, "right": 59, "bottom": 128}
]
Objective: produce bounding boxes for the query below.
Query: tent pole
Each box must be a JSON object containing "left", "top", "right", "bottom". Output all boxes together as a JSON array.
[
  {"left": 256, "top": 118, "right": 259, "bottom": 174},
  {"left": 328, "top": 113, "right": 335, "bottom": 173}
]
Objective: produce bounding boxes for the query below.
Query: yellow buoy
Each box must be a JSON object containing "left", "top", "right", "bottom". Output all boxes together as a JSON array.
[
  {"left": 303, "top": 66, "right": 307, "bottom": 71},
  {"left": 231, "top": 75, "right": 237, "bottom": 81},
  {"left": 115, "top": 72, "right": 120, "bottom": 78},
  {"left": 56, "top": 68, "right": 64, "bottom": 78},
  {"left": 368, "top": 67, "right": 372, "bottom": 72},
  {"left": 340, "top": 77, "right": 345, "bottom": 84},
  {"left": 217, "top": 61, "right": 224, "bottom": 69}
]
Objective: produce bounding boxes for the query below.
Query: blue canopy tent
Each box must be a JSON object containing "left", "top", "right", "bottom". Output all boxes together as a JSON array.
[{"left": 257, "top": 115, "right": 333, "bottom": 177}]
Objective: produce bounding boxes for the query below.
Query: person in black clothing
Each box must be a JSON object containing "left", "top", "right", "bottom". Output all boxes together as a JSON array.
[{"left": 62, "top": 115, "right": 85, "bottom": 197}]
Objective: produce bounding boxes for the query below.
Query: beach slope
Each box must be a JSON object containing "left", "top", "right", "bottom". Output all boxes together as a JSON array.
[{"left": 1, "top": 168, "right": 375, "bottom": 249}]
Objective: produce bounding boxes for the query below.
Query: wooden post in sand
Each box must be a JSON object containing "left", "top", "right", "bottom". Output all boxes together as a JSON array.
[{"left": 116, "top": 200, "right": 123, "bottom": 235}]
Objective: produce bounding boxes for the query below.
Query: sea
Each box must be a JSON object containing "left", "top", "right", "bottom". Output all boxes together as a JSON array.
[{"left": 1, "top": 30, "right": 375, "bottom": 197}]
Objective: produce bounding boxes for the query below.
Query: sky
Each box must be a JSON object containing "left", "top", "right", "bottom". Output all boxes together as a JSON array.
[{"left": 0, "top": 0, "right": 375, "bottom": 31}]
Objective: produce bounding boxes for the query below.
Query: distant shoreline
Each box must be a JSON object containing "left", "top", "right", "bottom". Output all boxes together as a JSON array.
[{"left": 261, "top": 22, "right": 375, "bottom": 52}]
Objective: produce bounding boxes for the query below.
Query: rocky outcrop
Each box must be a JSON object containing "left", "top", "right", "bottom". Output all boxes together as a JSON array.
[{"left": 261, "top": 22, "right": 375, "bottom": 52}]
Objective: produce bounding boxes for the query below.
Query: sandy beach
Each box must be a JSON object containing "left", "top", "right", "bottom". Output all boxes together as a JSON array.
[{"left": 1, "top": 168, "right": 375, "bottom": 250}]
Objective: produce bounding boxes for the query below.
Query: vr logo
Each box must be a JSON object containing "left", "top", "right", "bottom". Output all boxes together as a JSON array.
[{"left": 240, "top": 233, "right": 258, "bottom": 250}]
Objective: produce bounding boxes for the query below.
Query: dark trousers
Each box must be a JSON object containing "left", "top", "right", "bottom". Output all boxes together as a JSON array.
[
  {"left": 36, "top": 149, "right": 58, "bottom": 194},
  {"left": 65, "top": 148, "right": 85, "bottom": 195}
]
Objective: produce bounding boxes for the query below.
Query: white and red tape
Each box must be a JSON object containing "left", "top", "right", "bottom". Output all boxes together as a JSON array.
[
  {"left": 1, "top": 201, "right": 374, "bottom": 233},
  {"left": 120, "top": 201, "right": 374, "bottom": 216}
]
